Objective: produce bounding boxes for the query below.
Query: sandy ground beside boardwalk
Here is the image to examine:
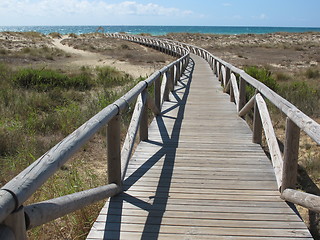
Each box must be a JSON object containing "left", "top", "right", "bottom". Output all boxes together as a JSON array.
[
  {"left": 0, "top": 32, "right": 175, "bottom": 78},
  {"left": 51, "top": 36, "right": 169, "bottom": 78},
  {"left": 163, "top": 32, "right": 320, "bottom": 74},
  {"left": 1, "top": 31, "right": 319, "bottom": 77}
]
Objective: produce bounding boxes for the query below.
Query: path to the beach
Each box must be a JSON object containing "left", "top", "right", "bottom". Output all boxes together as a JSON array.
[{"left": 52, "top": 37, "right": 157, "bottom": 78}]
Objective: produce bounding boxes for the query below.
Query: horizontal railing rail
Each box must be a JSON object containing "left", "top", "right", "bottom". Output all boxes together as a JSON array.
[
  {"left": 168, "top": 38, "right": 320, "bottom": 213},
  {"left": 0, "top": 34, "right": 190, "bottom": 239}
]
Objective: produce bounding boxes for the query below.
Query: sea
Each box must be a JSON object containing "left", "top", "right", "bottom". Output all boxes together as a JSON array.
[{"left": 0, "top": 25, "right": 320, "bottom": 36}]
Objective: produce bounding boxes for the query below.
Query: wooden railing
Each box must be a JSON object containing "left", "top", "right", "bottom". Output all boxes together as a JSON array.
[
  {"left": 0, "top": 35, "right": 190, "bottom": 239},
  {"left": 166, "top": 38, "right": 320, "bottom": 213}
]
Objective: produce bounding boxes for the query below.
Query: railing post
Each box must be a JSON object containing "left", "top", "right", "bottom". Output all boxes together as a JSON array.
[
  {"left": 1, "top": 206, "right": 27, "bottom": 240},
  {"left": 154, "top": 74, "right": 161, "bottom": 111},
  {"left": 175, "top": 62, "right": 181, "bottom": 84},
  {"left": 0, "top": 225, "right": 15, "bottom": 240},
  {"left": 162, "top": 72, "right": 170, "bottom": 102},
  {"left": 107, "top": 115, "right": 121, "bottom": 185},
  {"left": 213, "top": 60, "right": 217, "bottom": 76},
  {"left": 140, "top": 90, "right": 148, "bottom": 141},
  {"left": 253, "top": 93, "right": 262, "bottom": 144},
  {"left": 225, "top": 67, "right": 231, "bottom": 90},
  {"left": 281, "top": 118, "right": 300, "bottom": 193},
  {"left": 230, "top": 71, "right": 235, "bottom": 102},
  {"left": 167, "top": 67, "right": 174, "bottom": 92},
  {"left": 238, "top": 77, "right": 247, "bottom": 113},
  {"left": 218, "top": 64, "right": 222, "bottom": 83}
]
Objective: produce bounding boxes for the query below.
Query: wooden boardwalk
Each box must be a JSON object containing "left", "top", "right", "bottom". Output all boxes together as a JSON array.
[{"left": 87, "top": 54, "right": 313, "bottom": 239}]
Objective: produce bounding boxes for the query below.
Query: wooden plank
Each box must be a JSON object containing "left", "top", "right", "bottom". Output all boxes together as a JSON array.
[
  {"left": 90, "top": 223, "right": 312, "bottom": 238},
  {"left": 88, "top": 231, "right": 312, "bottom": 240},
  {"left": 97, "top": 209, "right": 300, "bottom": 221},
  {"left": 94, "top": 215, "right": 306, "bottom": 229}
]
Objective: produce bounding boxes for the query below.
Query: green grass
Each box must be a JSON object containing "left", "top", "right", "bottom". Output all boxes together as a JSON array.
[
  {"left": 305, "top": 68, "right": 320, "bottom": 79},
  {"left": 244, "top": 66, "right": 278, "bottom": 100},
  {"left": 0, "top": 64, "right": 141, "bottom": 239},
  {"left": 278, "top": 80, "right": 320, "bottom": 116},
  {"left": 244, "top": 66, "right": 320, "bottom": 118}
]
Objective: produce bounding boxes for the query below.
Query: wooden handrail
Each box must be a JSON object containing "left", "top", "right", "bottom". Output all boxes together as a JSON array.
[
  {"left": 24, "top": 183, "right": 121, "bottom": 229},
  {"left": 281, "top": 189, "right": 320, "bottom": 213},
  {"left": 0, "top": 34, "right": 190, "bottom": 238}
]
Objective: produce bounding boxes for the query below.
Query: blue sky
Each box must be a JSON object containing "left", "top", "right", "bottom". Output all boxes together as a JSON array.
[{"left": 0, "top": 0, "right": 319, "bottom": 27}]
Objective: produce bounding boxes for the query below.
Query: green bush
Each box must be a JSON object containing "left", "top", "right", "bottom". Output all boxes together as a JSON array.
[
  {"left": 278, "top": 81, "right": 320, "bottom": 116},
  {"left": 49, "top": 32, "right": 62, "bottom": 39},
  {"left": 14, "top": 68, "right": 93, "bottom": 91},
  {"left": 245, "top": 66, "right": 278, "bottom": 91},
  {"left": 274, "top": 72, "right": 292, "bottom": 81},
  {"left": 96, "top": 66, "right": 133, "bottom": 87},
  {"left": 244, "top": 66, "right": 278, "bottom": 99},
  {"left": 0, "top": 48, "right": 7, "bottom": 55},
  {"left": 305, "top": 68, "right": 320, "bottom": 79}
]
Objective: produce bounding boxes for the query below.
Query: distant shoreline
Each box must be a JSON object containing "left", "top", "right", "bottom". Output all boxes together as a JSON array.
[{"left": 1, "top": 25, "right": 320, "bottom": 36}]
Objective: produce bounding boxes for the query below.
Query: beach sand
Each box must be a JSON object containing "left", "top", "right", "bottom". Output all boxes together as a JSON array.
[
  {"left": 1, "top": 31, "right": 319, "bottom": 77},
  {"left": 164, "top": 32, "right": 320, "bottom": 74}
]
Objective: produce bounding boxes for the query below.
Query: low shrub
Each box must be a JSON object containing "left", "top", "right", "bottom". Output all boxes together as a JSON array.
[
  {"left": 274, "top": 71, "right": 292, "bottom": 81},
  {"left": 245, "top": 66, "right": 278, "bottom": 91},
  {"left": 96, "top": 66, "right": 133, "bottom": 87},
  {"left": 278, "top": 81, "right": 320, "bottom": 116},
  {"left": 305, "top": 68, "right": 320, "bottom": 79},
  {"left": 14, "top": 68, "right": 93, "bottom": 91},
  {"left": 0, "top": 48, "right": 7, "bottom": 55},
  {"left": 49, "top": 32, "right": 62, "bottom": 39},
  {"left": 244, "top": 66, "right": 278, "bottom": 99}
]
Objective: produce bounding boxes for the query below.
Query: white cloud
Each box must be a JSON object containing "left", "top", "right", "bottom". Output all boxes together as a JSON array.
[
  {"left": 259, "top": 13, "right": 267, "bottom": 20},
  {"left": 222, "top": 3, "right": 232, "bottom": 7},
  {"left": 232, "top": 15, "right": 243, "bottom": 20},
  {"left": 0, "top": 0, "right": 193, "bottom": 22},
  {"left": 252, "top": 13, "right": 268, "bottom": 20}
]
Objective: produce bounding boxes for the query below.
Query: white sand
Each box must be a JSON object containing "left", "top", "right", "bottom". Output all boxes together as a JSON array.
[{"left": 52, "top": 37, "right": 158, "bottom": 79}]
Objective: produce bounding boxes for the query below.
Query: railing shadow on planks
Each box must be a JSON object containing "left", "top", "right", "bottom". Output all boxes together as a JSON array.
[
  {"left": 0, "top": 32, "right": 319, "bottom": 239},
  {"left": 0, "top": 35, "right": 189, "bottom": 240}
]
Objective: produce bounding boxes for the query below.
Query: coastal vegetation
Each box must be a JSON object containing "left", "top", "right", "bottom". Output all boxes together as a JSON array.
[{"left": 0, "top": 62, "right": 142, "bottom": 239}]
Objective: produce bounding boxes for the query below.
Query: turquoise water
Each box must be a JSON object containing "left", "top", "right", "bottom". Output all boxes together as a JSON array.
[{"left": 1, "top": 25, "right": 320, "bottom": 35}]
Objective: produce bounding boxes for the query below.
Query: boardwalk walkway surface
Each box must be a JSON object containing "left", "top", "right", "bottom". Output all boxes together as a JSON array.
[{"left": 87, "top": 54, "right": 312, "bottom": 239}]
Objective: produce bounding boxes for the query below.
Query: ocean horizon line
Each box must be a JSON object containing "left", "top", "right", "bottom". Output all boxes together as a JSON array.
[{"left": 1, "top": 25, "right": 320, "bottom": 36}]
